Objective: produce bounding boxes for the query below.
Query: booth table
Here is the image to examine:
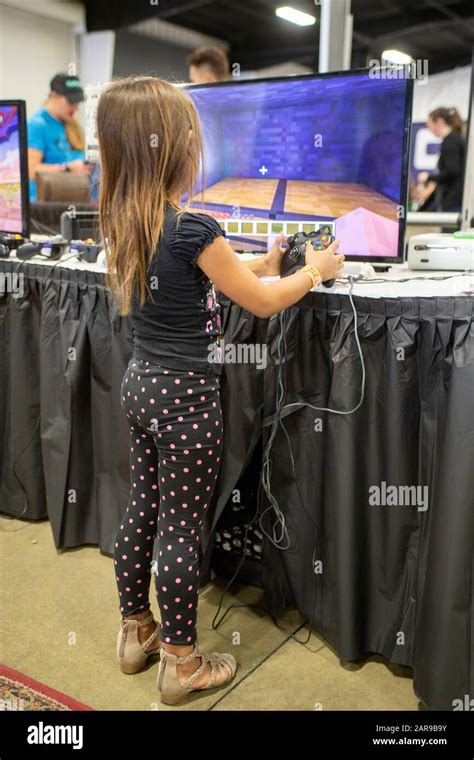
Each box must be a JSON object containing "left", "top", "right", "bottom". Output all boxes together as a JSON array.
[{"left": 0, "top": 256, "right": 473, "bottom": 711}]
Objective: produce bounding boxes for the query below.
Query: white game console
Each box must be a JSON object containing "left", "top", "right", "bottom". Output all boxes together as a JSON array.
[{"left": 407, "top": 233, "right": 474, "bottom": 271}]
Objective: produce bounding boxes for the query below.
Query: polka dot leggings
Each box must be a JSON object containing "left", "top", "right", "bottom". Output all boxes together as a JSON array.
[{"left": 114, "top": 358, "right": 223, "bottom": 645}]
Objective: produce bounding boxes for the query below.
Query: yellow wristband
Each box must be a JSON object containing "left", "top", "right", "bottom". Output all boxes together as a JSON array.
[{"left": 300, "top": 264, "right": 322, "bottom": 288}]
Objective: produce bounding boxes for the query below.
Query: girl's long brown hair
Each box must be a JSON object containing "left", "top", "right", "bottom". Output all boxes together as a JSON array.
[{"left": 97, "top": 77, "right": 205, "bottom": 315}]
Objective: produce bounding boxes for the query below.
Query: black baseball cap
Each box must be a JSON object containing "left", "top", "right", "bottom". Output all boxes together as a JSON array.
[{"left": 50, "top": 73, "right": 85, "bottom": 103}]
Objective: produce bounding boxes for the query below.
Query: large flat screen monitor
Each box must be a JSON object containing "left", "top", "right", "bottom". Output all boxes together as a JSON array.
[
  {"left": 186, "top": 70, "right": 413, "bottom": 262},
  {"left": 0, "top": 100, "right": 29, "bottom": 236}
]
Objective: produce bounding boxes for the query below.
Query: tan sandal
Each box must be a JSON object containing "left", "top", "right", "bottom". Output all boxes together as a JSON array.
[
  {"left": 117, "top": 613, "right": 162, "bottom": 674},
  {"left": 157, "top": 644, "right": 237, "bottom": 705}
]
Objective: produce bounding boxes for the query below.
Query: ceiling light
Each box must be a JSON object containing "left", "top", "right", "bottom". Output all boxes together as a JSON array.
[
  {"left": 275, "top": 6, "right": 316, "bottom": 26},
  {"left": 381, "top": 50, "right": 413, "bottom": 65}
]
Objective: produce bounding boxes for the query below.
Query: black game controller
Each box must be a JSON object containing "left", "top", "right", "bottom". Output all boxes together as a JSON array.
[{"left": 281, "top": 225, "right": 336, "bottom": 287}]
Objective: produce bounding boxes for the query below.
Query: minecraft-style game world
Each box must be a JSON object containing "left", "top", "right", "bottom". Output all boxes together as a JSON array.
[
  {"left": 0, "top": 104, "right": 24, "bottom": 234},
  {"left": 187, "top": 73, "right": 411, "bottom": 259}
]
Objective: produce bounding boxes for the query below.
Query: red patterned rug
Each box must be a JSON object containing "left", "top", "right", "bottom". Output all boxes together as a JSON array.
[{"left": 0, "top": 664, "right": 94, "bottom": 711}]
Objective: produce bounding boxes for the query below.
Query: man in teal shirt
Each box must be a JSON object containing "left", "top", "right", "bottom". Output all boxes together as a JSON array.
[{"left": 27, "top": 73, "right": 90, "bottom": 200}]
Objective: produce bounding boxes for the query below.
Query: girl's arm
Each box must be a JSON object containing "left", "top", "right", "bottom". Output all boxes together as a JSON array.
[
  {"left": 197, "top": 236, "right": 344, "bottom": 319},
  {"left": 240, "top": 234, "right": 287, "bottom": 277}
]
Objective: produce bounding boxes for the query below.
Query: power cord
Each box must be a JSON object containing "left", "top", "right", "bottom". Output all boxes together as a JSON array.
[
  {"left": 211, "top": 276, "right": 365, "bottom": 647},
  {"left": 260, "top": 276, "right": 365, "bottom": 548}
]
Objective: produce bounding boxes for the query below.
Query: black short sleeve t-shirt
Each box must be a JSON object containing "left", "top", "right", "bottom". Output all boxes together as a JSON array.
[{"left": 131, "top": 207, "right": 226, "bottom": 375}]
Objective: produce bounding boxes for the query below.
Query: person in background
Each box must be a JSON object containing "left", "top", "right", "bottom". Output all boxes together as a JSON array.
[
  {"left": 187, "top": 46, "right": 230, "bottom": 84},
  {"left": 27, "top": 73, "right": 91, "bottom": 201},
  {"left": 416, "top": 107, "right": 466, "bottom": 212}
]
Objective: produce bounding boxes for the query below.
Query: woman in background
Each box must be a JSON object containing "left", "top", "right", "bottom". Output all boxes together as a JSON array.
[
  {"left": 97, "top": 76, "right": 344, "bottom": 705},
  {"left": 416, "top": 107, "right": 465, "bottom": 212}
]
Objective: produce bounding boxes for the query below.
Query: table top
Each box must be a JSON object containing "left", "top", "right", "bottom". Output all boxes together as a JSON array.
[{"left": 4, "top": 255, "right": 474, "bottom": 299}]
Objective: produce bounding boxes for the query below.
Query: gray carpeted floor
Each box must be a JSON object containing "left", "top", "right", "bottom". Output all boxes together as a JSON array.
[{"left": 0, "top": 516, "right": 422, "bottom": 711}]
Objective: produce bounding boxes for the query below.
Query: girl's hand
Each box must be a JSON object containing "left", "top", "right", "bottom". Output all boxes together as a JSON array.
[
  {"left": 305, "top": 239, "right": 345, "bottom": 282},
  {"left": 263, "top": 233, "right": 287, "bottom": 276}
]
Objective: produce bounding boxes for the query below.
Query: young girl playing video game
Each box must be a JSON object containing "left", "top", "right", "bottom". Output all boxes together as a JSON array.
[{"left": 97, "top": 76, "right": 343, "bottom": 705}]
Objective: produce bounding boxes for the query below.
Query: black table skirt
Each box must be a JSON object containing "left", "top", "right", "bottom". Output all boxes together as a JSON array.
[{"left": 1, "top": 260, "right": 473, "bottom": 710}]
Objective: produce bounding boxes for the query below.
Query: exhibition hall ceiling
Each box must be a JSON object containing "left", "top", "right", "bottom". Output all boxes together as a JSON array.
[{"left": 84, "top": 0, "right": 474, "bottom": 74}]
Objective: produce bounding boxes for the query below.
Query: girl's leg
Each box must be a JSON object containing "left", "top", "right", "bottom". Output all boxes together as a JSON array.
[
  {"left": 114, "top": 358, "right": 161, "bottom": 644},
  {"left": 152, "top": 370, "right": 223, "bottom": 645},
  {"left": 151, "top": 370, "right": 229, "bottom": 689},
  {"left": 113, "top": 424, "right": 159, "bottom": 617}
]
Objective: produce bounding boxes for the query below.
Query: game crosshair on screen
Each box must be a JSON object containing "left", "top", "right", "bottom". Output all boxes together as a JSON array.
[
  {"left": 186, "top": 70, "right": 413, "bottom": 261},
  {"left": 0, "top": 102, "right": 28, "bottom": 235}
]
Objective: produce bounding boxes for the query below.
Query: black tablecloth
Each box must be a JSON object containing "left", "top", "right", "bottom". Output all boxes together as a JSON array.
[{"left": 1, "top": 259, "right": 472, "bottom": 710}]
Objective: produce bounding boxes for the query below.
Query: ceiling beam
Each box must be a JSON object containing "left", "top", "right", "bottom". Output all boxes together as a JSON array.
[{"left": 157, "top": 0, "right": 215, "bottom": 19}]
